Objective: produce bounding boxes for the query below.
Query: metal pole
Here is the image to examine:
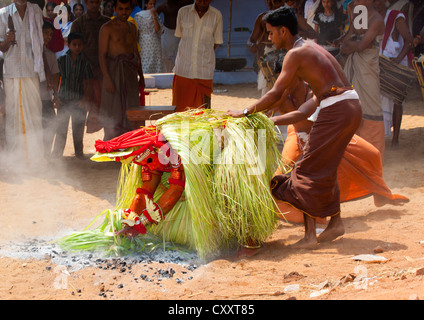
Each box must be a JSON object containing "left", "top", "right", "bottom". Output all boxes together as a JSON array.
[{"left": 227, "top": 0, "right": 232, "bottom": 58}]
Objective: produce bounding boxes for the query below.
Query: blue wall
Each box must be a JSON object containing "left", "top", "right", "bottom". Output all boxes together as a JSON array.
[{"left": 155, "top": 0, "right": 269, "bottom": 68}]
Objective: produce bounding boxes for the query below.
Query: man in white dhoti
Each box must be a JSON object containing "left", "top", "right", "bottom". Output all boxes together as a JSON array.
[{"left": 0, "top": 0, "right": 45, "bottom": 164}]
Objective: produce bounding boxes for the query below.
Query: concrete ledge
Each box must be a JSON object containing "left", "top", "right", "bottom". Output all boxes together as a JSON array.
[{"left": 145, "top": 70, "right": 258, "bottom": 89}]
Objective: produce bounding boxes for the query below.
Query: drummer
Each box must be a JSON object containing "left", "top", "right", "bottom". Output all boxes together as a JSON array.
[{"left": 374, "top": 0, "right": 414, "bottom": 148}]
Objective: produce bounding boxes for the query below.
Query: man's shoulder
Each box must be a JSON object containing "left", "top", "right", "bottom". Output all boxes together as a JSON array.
[
  {"left": 27, "top": 2, "right": 43, "bottom": 14},
  {"left": 209, "top": 6, "right": 223, "bottom": 18},
  {"left": 0, "top": 3, "right": 13, "bottom": 16}
]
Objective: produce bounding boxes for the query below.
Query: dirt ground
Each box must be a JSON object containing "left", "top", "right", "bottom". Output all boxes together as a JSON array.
[{"left": 0, "top": 82, "right": 423, "bottom": 302}]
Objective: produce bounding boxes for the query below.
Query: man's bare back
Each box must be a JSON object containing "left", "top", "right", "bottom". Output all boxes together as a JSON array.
[{"left": 275, "top": 40, "right": 349, "bottom": 102}]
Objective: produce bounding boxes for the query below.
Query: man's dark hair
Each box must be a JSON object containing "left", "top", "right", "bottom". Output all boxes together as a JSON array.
[
  {"left": 263, "top": 7, "right": 298, "bottom": 36},
  {"left": 42, "top": 20, "right": 55, "bottom": 31},
  {"left": 113, "top": 0, "right": 132, "bottom": 7},
  {"left": 67, "top": 32, "right": 84, "bottom": 45}
]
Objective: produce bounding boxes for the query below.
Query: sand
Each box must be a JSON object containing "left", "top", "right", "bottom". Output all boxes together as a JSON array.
[{"left": 0, "top": 82, "right": 424, "bottom": 301}]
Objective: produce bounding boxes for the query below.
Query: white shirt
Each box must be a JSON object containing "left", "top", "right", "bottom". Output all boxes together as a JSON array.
[
  {"left": 0, "top": 3, "right": 43, "bottom": 79},
  {"left": 174, "top": 4, "right": 223, "bottom": 80}
]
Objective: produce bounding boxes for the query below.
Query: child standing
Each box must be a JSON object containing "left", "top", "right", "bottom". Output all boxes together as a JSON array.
[
  {"left": 52, "top": 32, "right": 93, "bottom": 159},
  {"left": 41, "top": 20, "right": 60, "bottom": 158}
]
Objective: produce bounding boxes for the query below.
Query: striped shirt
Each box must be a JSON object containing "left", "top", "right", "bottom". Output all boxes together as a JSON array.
[
  {"left": 57, "top": 51, "right": 93, "bottom": 101},
  {"left": 174, "top": 4, "right": 223, "bottom": 80}
]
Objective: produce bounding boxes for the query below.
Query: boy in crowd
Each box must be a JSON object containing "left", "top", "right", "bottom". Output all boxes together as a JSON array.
[
  {"left": 41, "top": 20, "right": 60, "bottom": 158},
  {"left": 52, "top": 32, "right": 93, "bottom": 159}
]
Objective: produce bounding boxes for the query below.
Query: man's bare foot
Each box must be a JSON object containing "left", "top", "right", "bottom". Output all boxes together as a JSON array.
[
  {"left": 317, "top": 215, "right": 344, "bottom": 243},
  {"left": 373, "top": 194, "right": 409, "bottom": 207},
  {"left": 290, "top": 237, "right": 318, "bottom": 250}
]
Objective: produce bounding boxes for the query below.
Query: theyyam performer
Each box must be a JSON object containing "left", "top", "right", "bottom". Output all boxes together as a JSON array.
[{"left": 58, "top": 109, "right": 285, "bottom": 259}]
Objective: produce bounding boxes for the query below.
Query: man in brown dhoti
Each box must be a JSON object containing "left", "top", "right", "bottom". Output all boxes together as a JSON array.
[
  {"left": 226, "top": 7, "right": 362, "bottom": 249},
  {"left": 98, "top": 0, "right": 144, "bottom": 140}
]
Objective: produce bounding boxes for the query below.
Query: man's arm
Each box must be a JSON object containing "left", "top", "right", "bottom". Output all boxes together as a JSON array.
[
  {"left": 131, "top": 23, "right": 145, "bottom": 88},
  {"left": 340, "top": 16, "right": 384, "bottom": 54},
  {"left": 392, "top": 16, "right": 413, "bottom": 64},
  {"left": 98, "top": 23, "right": 115, "bottom": 93},
  {"left": 297, "top": 13, "right": 318, "bottom": 39},
  {"left": 226, "top": 50, "right": 299, "bottom": 117},
  {"left": 246, "top": 13, "right": 266, "bottom": 54},
  {"left": 270, "top": 96, "right": 318, "bottom": 125}
]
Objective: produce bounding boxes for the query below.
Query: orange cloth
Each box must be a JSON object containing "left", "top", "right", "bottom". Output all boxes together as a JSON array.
[
  {"left": 278, "top": 125, "right": 408, "bottom": 205},
  {"left": 356, "top": 119, "right": 386, "bottom": 159},
  {"left": 172, "top": 75, "right": 213, "bottom": 112}
]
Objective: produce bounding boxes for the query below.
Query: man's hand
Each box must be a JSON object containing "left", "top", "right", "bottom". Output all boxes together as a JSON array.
[
  {"left": 5, "top": 30, "right": 16, "bottom": 45},
  {"left": 225, "top": 109, "right": 244, "bottom": 118},
  {"left": 105, "top": 77, "right": 116, "bottom": 94}
]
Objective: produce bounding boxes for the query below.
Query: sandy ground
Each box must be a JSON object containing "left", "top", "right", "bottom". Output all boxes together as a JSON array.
[{"left": 0, "top": 82, "right": 424, "bottom": 302}]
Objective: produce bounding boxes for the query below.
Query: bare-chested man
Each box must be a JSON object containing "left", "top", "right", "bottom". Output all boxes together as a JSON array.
[
  {"left": 98, "top": 0, "right": 144, "bottom": 140},
  {"left": 226, "top": 7, "right": 362, "bottom": 249}
]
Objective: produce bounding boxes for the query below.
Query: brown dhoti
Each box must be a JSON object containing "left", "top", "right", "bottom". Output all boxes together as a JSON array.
[
  {"left": 99, "top": 53, "right": 140, "bottom": 140},
  {"left": 271, "top": 89, "right": 362, "bottom": 218}
]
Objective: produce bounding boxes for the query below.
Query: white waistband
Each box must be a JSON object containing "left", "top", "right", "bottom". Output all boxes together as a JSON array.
[
  {"left": 307, "top": 89, "right": 359, "bottom": 122},
  {"left": 320, "top": 89, "right": 359, "bottom": 109}
]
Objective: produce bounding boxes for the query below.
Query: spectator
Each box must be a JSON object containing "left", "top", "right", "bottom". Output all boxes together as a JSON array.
[
  {"left": 0, "top": 0, "right": 45, "bottom": 162},
  {"left": 52, "top": 32, "right": 93, "bottom": 159},
  {"left": 172, "top": 0, "right": 223, "bottom": 112},
  {"left": 313, "top": 0, "right": 345, "bottom": 56},
  {"left": 70, "top": 0, "right": 110, "bottom": 134},
  {"left": 375, "top": 0, "right": 414, "bottom": 148},
  {"left": 157, "top": 0, "right": 187, "bottom": 73},
  {"left": 70, "top": 0, "right": 87, "bottom": 12},
  {"left": 340, "top": 0, "right": 386, "bottom": 157},
  {"left": 44, "top": 2, "right": 65, "bottom": 53},
  {"left": 98, "top": 0, "right": 143, "bottom": 140},
  {"left": 41, "top": 21, "right": 60, "bottom": 158},
  {"left": 102, "top": 0, "right": 115, "bottom": 17},
  {"left": 0, "top": 54, "right": 5, "bottom": 150},
  {"left": 247, "top": 0, "right": 284, "bottom": 97},
  {"left": 285, "top": 0, "right": 319, "bottom": 39},
  {"left": 73, "top": 3, "right": 85, "bottom": 18},
  {"left": 135, "top": 0, "right": 163, "bottom": 73}
]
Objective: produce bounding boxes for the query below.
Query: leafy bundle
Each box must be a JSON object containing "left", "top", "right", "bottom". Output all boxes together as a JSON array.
[{"left": 57, "top": 110, "right": 289, "bottom": 259}]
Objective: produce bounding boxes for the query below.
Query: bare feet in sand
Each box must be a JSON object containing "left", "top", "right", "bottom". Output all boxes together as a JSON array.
[
  {"left": 373, "top": 194, "right": 409, "bottom": 207},
  {"left": 317, "top": 215, "right": 345, "bottom": 243},
  {"left": 290, "top": 237, "right": 318, "bottom": 250}
]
